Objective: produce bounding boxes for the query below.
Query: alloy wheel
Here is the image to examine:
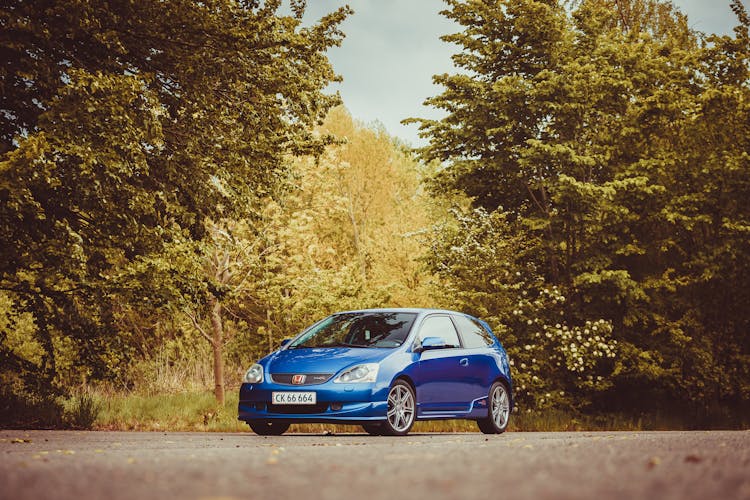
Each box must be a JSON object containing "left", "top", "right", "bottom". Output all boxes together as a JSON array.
[
  {"left": 491, "top": 384, "right": 510, "bottom": 429},
  {"left": 384, "top": 381, "right": 415, "bottom": 435}
]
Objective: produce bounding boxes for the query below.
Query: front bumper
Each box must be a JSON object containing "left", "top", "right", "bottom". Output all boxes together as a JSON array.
[{"left": 238, "top": 382, "right": 388, "bottom": 424}]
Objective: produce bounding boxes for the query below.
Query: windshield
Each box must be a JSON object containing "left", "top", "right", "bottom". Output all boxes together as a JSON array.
[{"left": 289, "top": 312, "right": 417, "bottom": 349}]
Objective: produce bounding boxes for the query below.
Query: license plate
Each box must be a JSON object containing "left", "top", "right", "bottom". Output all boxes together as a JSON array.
[{"left": 272, "top": 392, "right": 317, "bottom": 405}]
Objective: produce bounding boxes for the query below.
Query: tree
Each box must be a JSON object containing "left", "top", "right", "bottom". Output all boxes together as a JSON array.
[
  {"left": 229, "top": 107, "right": 436, "bottom": 348},
  {"left": 0, "top": 0, "right": 350, "bottom": 407},
  {"left": 425, "top": 207, "right": 618, "bottom": 411},
  {"left": 411, "top": 0, "right": 750, "bottom": 418},
  {"left": 177, "top": 218, "right": 279, "bottom": 405}
]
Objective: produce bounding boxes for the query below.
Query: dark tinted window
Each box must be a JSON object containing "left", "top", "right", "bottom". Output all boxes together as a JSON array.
[
  {"left": 416, "top": 315, "right": 461, "bottom": 348},
  {"left": 452, "top": 315, "right": 495, "bottom": 348},
  {"left": 290, "top": 312, "right": 417, "bottom": 349}
]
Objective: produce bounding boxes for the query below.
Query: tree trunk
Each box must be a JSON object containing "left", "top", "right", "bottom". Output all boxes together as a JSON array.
[
  {"left": 266, "top": 309, "right": 274, "bottom": 354},
  {"left": 33, "top": 295, "right": 57, "bottom": 384},
  {"left": 345, "top": 190, "right": 367, "bottom": 280},
  {"left": 208, "top": 294, "right": 225, "bottom": 405}
]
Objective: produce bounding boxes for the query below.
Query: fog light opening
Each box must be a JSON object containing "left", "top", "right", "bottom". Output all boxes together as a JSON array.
[{"left": 330, "top": 402, "right": 343, "bottom": 411}]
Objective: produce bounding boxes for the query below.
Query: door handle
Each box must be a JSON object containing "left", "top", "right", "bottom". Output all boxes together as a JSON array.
[{"left": 459, "top": 358, "right": 469, "bottom": 367}]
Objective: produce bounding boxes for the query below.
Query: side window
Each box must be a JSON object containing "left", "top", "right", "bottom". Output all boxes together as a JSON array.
[
  {"left": 417, "top": 315, "right": 461, "bottom": 348},
  {"left": 452, "top": 315, "right": 495, "bottom": 348}
]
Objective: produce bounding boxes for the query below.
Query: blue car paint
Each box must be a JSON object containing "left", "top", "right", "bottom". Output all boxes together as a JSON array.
[
  {"left": 238, "top": 308, "right": 512, "bottom": 425},
  {"left": 266, "top": 346, "right": 390, "bottom": 374}
]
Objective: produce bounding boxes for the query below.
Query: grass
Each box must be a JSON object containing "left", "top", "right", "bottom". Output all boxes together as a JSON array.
[
  {"left": 66, "top": 391, "right": 750, "bottom": 434},
  {"left": 95, "top": 391, "right": 248, "bottom": 432},
  {"left": 92, "top": 389, "right": 493, "bottom": 433},
  {"left": 63, "top": 390, "right": 102, "bottom": 429},
  {"left": 87, "top": 389, "right": 749, "bottom": 433}
]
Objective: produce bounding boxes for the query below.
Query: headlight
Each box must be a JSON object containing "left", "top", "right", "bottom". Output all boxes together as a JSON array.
[
  {"left": 333, "top": 363, "right": 379, "bottom": 383},
  {"left": 243, "top": 363, "right": 264, "bottom": 384}
]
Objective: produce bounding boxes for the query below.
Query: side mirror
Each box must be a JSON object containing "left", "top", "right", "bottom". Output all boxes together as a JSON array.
[
  {"left": 279, "top": 338, "right": 292, "bottom": 348},
  {"left": 416, "top": 336, "right": 447, "bottom": 353}
]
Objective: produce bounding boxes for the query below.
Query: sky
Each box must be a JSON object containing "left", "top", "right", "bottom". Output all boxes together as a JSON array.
[{"left": 301, "top": 0, "right": 743, "bottom": 147}]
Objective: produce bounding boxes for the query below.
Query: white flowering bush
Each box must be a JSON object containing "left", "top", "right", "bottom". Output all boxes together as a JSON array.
[
  {"left": 427, "top": 207, "right": 618, "bottom": 414},
  {"left": 502, "top": 282, "right": 618, "bottom": 412}
]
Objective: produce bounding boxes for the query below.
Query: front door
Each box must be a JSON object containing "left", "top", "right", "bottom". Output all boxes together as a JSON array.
[{"left": 410, "top": 315, "right": 473, "bottom": 414}]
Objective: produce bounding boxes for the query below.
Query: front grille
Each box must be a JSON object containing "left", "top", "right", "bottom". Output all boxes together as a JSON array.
[
  {"left": 267, "top": 403, "right": 330, "bottom": 414},
  {"left": 270, "top": 373, "right": 333, "bottom": 385}
]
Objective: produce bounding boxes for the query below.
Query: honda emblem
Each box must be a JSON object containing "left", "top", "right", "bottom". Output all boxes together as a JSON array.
[{"left": 291, "top": 374, "right": 306, "bottom": 385}]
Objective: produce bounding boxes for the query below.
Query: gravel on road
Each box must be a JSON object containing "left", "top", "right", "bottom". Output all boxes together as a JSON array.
[{"left": 1, "top": 430, "right": 749, "bottom": 500}]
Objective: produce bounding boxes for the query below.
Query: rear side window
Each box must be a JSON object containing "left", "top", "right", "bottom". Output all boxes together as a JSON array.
[
  {"left": 417, "top": 315, "right": 461, "bottom": 348},
  {"left": 452, "top": 315, "right": 495, "bottom": 348}
]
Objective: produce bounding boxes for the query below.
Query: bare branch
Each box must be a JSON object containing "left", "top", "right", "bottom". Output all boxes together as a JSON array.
[
  {"left": 184, "top": 309, "right": 213, "bottom": 345},
  {"left": 525, "top": 183, "right": 548, "bottom": 216}
]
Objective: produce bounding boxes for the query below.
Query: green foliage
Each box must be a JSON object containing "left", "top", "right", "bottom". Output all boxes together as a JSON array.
[
  {"left": 95, "top": 390, "right": 247, "bottom": 432},
  {"left": 100, "top": 106, "right": 438, "bottom": 401},
  {"left": 426, "top": 207, "right": 618, "bottom": 412},
  {"left": 0, "top": 385, "right": 65, "bottom": 429},
  {"left": 0, "top": 0, "right": 349, "bottom": 403},
  {"left": 413, "top": 0, "right": 750, "bottom": 417},
  {"left": 1, "top": 376, "right": 98, "bottom": 430},
  {"left": 3, "top": 0, "right": 748, "bottom": 428},
  {"left": 63, "top": 390, "right": 102, "bottom": 430},
  {"left": 219, "top": 107, "right": 437, "bottom": 356}
]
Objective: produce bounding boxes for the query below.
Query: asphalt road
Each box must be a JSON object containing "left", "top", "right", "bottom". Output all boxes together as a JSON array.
[{"left": 1, "top": 430, "right": 749, "bottom": 500}]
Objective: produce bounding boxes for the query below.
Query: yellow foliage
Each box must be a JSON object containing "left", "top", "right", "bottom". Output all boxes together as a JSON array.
[
  {"left": 0, "top": 292, "right": 42, "bottom": 366},
  {"left": 264, "top": 106, "right": 438, "bottom": 320}
]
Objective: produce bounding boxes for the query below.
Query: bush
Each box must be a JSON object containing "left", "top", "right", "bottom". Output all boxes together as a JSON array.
[
  {"left": 63, "top": 391, "right": 101, "bottom": 429},
  {"left": 0, "top": 385, "right": 65, "bottom": 429}
]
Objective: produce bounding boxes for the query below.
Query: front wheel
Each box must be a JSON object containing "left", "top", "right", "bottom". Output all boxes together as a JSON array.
[
  {"left": 382, "top": 380, "right": 416, "bottom": 436},
  {"left": 248, "top": 420, "right": 290, "bottom": 436},
  {"left": 477, "top": 381, "right": 510, "bottom": 434}
]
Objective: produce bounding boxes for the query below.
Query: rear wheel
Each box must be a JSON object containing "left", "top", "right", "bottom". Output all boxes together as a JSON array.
[
  {"left": 382, "top": 380, "right": 416, "bottom": 436},
  {"left": 477, "top": 381, "right": 510, "bottom": 434},
  {"left": 248, "top": 420, "right": 290, "bottom": 436}
]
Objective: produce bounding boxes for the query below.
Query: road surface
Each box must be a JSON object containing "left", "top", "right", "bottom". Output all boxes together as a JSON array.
[{"left": 1, "top": 430, "right": 749, "bottom": 500}]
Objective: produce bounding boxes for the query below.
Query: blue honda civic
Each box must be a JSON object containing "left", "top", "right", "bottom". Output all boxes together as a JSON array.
[{"left": 238, "top": 308, "right": 513, "bottom": 436}]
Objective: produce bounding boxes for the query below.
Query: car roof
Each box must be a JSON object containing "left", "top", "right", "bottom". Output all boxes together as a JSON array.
[{"left": 334, "top": 307, "right": 468, "bottom": 316}]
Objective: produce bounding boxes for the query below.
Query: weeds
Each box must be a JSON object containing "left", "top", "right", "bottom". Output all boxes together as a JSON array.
[
  {"left": 84, "top": 389, "right": 661, "bottom": 433},
  {"left": 63, "top": 390, "right": 102, "bottom": 429},
  {"left": 7, "top": 387, "right": 741, "bottom": 432},
  {"left": 95, "top": 390, "right": 246, "bottom": 432}
]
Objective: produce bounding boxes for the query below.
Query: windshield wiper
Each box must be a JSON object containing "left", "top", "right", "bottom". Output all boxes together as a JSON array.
[{"left": 333, "top": 342, "right": 366, "bottom": 348}]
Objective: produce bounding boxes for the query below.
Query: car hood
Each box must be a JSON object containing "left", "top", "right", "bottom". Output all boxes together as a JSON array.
[{"left": 265, "top": 347, "right": 392, "bottom": 374}]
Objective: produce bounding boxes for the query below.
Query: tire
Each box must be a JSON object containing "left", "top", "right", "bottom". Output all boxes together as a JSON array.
[
  {"left": 248, "top": 420, "right": 290, "bottom": 436},
  {"left": 477, "top": 381, "right": 510, "bottom": 434},
  {"left": 382, "top": 380, "right": 416, "bottom": 436},
  {"left": 361, "top": 423, "right": 384, "bottom": 436}
]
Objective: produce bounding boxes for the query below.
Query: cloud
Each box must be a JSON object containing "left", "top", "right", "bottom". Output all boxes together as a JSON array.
[
  {"left": 301, "top": 0, "right": 741, "bottom": 147},
  {"left": 678, "top": 0, "right": 740, "bottom": 35}
]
